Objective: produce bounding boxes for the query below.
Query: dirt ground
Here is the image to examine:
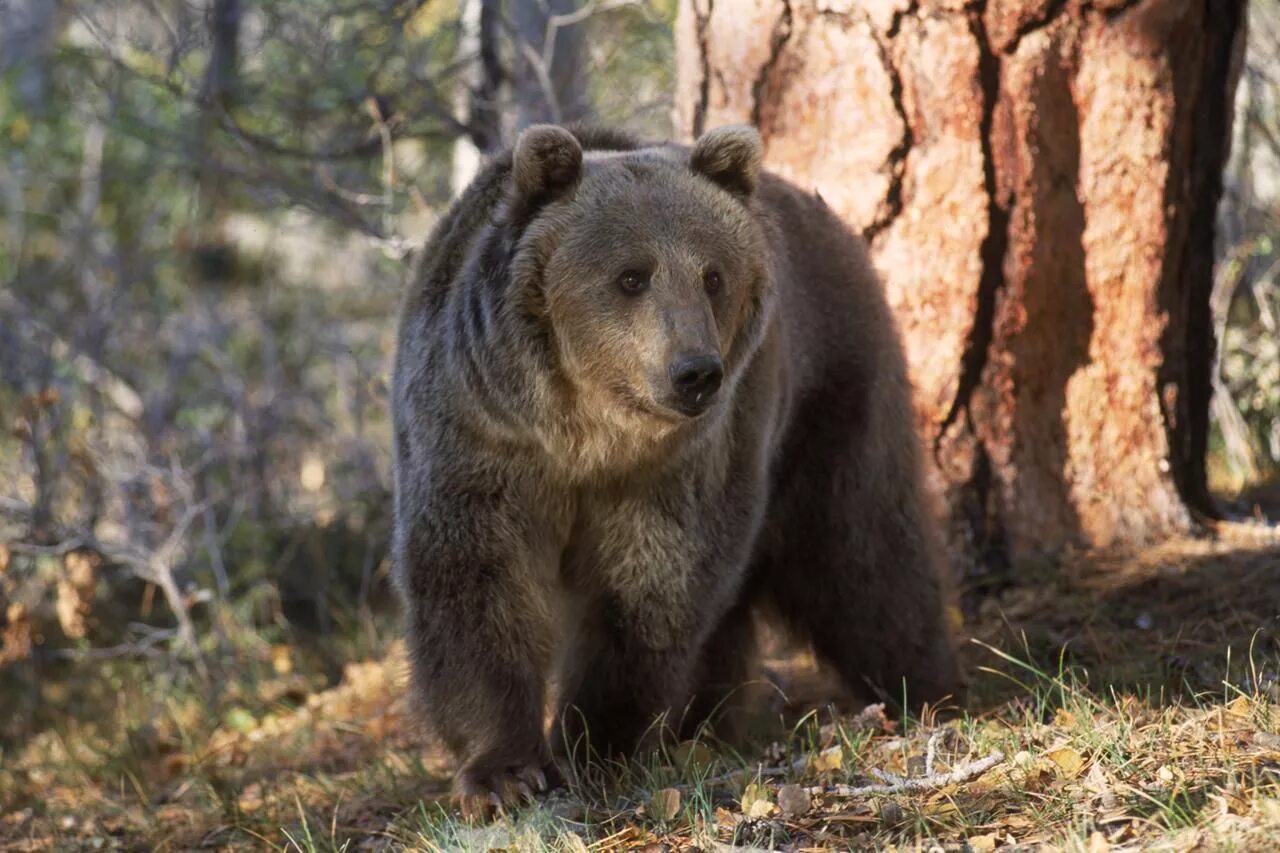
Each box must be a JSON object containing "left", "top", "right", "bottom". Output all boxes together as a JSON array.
[{"left": 2, "top": 528, "right": 1278, "bottom": 851}]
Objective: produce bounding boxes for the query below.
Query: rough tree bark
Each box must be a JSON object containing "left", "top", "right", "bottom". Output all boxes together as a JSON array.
[{"left": 676, "top": 0, "right": 1246, "bottom": 569}]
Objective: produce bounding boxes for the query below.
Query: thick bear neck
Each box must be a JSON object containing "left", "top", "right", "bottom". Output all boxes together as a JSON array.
[{"left": 443, "top": 230, "right": 555, "bottom": 447}]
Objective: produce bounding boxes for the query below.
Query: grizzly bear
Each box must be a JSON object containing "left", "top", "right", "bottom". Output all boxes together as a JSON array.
[{"left": 391, "top": 123, "right": 962, "bottom": 817}]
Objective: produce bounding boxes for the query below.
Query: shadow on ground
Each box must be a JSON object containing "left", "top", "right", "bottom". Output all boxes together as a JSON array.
[{"left": 963, "top": 534, "right": 1280, "bottom": 706}]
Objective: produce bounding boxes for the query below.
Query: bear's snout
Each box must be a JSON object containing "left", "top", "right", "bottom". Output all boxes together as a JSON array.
[{"left": 668, "top": 352, "right": 724, "bottom": 415}]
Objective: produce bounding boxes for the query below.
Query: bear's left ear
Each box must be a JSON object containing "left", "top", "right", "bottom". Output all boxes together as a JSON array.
[
  {"left": 690, "top": 125, "right": 762, "bottom": 199},
  {"left": 512, "top": 124, "right": 583, "bottom": 212}
]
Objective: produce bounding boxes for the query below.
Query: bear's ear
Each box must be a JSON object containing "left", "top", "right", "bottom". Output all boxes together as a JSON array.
[
  {"left": 690, "top": 124, "right": 762, "bottom": 199},
  {"left": 512, "top": 124, "right": 583, "bottom": 211}
]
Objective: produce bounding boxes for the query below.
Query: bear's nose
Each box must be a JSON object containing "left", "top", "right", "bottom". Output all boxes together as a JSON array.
[{"left": 669, "top": 353, "right": 724, "bottom": 411}]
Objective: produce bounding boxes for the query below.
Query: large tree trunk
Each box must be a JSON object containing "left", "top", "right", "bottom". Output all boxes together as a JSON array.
[{"left": 676, "top": 0, "right": 1245, "bottom": 568}]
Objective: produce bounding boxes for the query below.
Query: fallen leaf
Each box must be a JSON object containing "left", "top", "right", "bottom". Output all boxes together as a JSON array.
[
  {"left": 1, "top": 602, "right": 33, "bottom": 666},
  {"left": 966, "top": 832, "right": 999, "bottom": 852},
  {"left": 1217, "top": 788, "right": 1250, "bottom": 815},
  {"left": 1084, "top": 761, "right": 1111, "bottom": 797},
  {"left": 271, "top": 645, "right": 293, "bottom": 675},
  {"left": 922, "top": 798, "right": 960, "bottom": 819},
  {"left": 1002, "top": 815, "right": 1034, "bottom": 831},
  {"left": 223, "top": 707, "right": 257, "bottom": 734},
  {"left": 1087, "top": 830, "right": 1110, "bottom": 853},
  {"left": 812, "top": 745, "right": 843, "bottom": 772},
  {"left": 237, "top": 783, "right": 264, "bottom": 813},
  {"left": 673, "top": 740, "right": 714, "bottom": 773},
  {"left": 1045, "top": 746, "right": 1085, "bottom": 777},
  {"left": 1053, "top": 709, "right": 1078, "bottom": 728},
  {"left": 741, "top": 783, "right": 773, "bottom": 818},
  {"left": 649, "top": 788, "right": 681, "bottom": 821}
]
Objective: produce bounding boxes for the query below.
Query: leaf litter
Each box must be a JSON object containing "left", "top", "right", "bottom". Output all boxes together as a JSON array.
[{"left": 1, "top": 535, "right": 1279, "bottom": 850}]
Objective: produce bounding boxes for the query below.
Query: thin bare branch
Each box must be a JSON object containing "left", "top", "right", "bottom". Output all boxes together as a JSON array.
[{"left": 806, "top": 751, "right": 1005, "bottom": 799}]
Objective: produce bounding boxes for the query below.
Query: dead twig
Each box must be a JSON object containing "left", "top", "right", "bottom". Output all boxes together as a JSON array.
[
  {"left": 806, "top": 750, "right": 1005, "bottom": 799},
  {"left": 869, "top": 767, "right": 909, "bottom": 786}
]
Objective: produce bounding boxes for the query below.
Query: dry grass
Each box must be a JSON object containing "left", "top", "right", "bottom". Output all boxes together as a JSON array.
[{"left": 2, "top": 535, "right": 1279, "bottom": 851}]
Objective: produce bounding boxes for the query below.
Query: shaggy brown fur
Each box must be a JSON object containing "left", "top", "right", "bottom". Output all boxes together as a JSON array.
[{"left": 391, "top": 124, "right": 962, "bottom": 817}]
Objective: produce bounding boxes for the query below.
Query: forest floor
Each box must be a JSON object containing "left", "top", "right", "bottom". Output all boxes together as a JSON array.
[{"left": 2, "top": 528, "right": 1280, "bottom": 852}]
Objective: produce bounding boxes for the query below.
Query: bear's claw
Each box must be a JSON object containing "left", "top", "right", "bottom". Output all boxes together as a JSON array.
[{"left": 454, "top": 759, "right": 559, "bottom": 822}]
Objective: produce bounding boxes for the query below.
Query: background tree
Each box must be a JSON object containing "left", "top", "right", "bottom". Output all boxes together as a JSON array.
[
  {"left": 0, "top": 0, "right": 676, "bottom": 735},
  {"left": 1217, "top": 1, "right": 1280, "bottom": 496},
  {"left": 677, "top": 0, "right": 1249, "bottom": 577},
  {"left": 513, "top": 0, "right": 593, "bottom": 127}
]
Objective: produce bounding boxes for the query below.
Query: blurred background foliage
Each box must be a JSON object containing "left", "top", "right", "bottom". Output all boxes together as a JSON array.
[
  {"left": 1217, "top": 1, "right": 1280, "bottom": 500},
  {"left": 0, "top": 0, "right": 676, "bottom": 746},
  {"left": 0, "top": 0, "right": 1275, "bottom": 758}
]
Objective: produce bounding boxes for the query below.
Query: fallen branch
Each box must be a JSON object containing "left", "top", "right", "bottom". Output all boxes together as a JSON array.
[
  {"left": 925, "top": 730, "right": 941, "bottom": 776},
  {"left": 806, "top": 750, "right": 1005, "bottom": 798},
  {"left": 868, "top": 767, "right": 908, "bottom": 786}
]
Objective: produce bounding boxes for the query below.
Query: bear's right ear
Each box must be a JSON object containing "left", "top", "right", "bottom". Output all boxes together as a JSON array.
[
  {"left": 690, "top": 124, "right": 762, "bottom": 199},
  {"left": 511, "top": 125, "right": 583, "bottom": 214}
]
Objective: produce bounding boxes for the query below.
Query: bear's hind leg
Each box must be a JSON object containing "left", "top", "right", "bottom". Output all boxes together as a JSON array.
[
  {"left": 760, "top": 414, "right": 963, "bottom": 712},
  {"left": 681, "top": 596, "right": 760, "bottom": 743}
]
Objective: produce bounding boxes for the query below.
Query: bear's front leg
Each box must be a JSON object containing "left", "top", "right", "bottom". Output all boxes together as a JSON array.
[
  {"left": 394, "top": 472, "right": 565, "bottom": 820},
  {"left": 554, "top": 603, "right": 703, "bottom": 762},
  {"left": 553, "top": 486, "right": 761, "bottom": 764}
]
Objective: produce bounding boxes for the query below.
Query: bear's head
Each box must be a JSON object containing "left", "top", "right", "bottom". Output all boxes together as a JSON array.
[{"left": 505, "top": 124, "right": 773, "bottom": 428}]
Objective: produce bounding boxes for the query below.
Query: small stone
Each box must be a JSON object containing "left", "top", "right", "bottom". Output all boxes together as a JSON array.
[{"left": 777, "top": 784, "right": 811, "bottom": 816}]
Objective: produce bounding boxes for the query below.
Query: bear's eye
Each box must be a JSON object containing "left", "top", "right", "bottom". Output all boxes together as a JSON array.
[
  {"left": 703, "top": 269, "right": 722, "bottom": 295},
  {"left": 616, "top": 269, "right": 650, "bottom": 295}
]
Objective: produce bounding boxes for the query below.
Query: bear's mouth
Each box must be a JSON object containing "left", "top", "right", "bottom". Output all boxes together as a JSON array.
[
  {"left": 608, "top": 381, "right": 698, "bottom": 423},
  {"left": 663, "top": 394, "right": 716, "bottom": 419}
]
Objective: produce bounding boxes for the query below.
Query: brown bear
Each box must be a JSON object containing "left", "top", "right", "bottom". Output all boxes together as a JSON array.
[{"left": 390, "top": 123, "right": 962, "bottom": 817}]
